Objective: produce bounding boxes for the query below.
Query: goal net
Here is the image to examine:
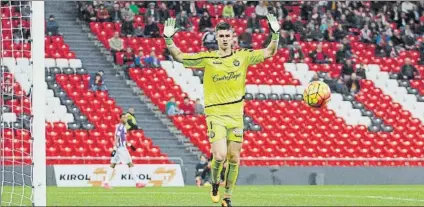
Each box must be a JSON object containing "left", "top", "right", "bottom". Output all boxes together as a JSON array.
[{"left": 1, "top": 1, "right": 46, "bottom": 206}]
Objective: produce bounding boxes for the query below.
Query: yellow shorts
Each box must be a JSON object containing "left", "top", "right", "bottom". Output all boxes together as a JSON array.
[{"left": 206, "top": 115, "right": 244, "bottom": 143}]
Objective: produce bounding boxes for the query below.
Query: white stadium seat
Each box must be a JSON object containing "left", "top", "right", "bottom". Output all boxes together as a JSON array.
[
  {"left": 246, "top": 85, "right": 259, "bottom": 94},
  {"left": 284, "top": 63, "right": 296, "bottom": 72},
  {"left": 2, "top": 57, "right": 16, "bottom": 68},
  {"left": 45, "top": 58, "right": 56, "bottom": 68},
  {"left": 56, "top": 58, "right": 69, "bottom": 68},
  {"left": 61, "top": 114, "right": 75, "bottom": 123},
  {"left": 53, "top": 106, "right": 67, "bottom": 116},
  {"left": 69, "top": 59, "right": 82, "bottom": 68},
  {"left": 282, "top": 85, "right": 296, "bottom": 95},
  {"left": 271, "top": 85, "right": 284, "bottom": 95},
  {"left": 2, "top": 113, "right": 17, "bottom": 123},
  {"left": 258, "top": 85, "right": 272, "bottom": 95}
]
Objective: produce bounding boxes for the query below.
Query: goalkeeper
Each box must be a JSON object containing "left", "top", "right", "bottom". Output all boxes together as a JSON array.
[{"left": 163, "top": 14, "right": 280, "bottom": 207}]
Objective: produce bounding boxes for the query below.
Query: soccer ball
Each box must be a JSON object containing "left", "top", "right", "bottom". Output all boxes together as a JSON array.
[{"left": 303, "top": 81, "right": 331, "bottom": 108}]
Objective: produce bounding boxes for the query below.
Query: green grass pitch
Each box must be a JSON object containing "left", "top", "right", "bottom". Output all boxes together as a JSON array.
[{"left": 3, "top": 185, "right": 424, "bottom": 206}]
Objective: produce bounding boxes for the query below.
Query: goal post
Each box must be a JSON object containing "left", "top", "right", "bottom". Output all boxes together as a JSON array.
[{"left": 31, "top": 1, "right": 46, "bottom": 206}]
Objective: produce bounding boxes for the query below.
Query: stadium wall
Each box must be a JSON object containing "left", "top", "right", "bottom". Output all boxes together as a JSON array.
[{"left": 3, "top": 166, "right": 424, "bottom": 186}]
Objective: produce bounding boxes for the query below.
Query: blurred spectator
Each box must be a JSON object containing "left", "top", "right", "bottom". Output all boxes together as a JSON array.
[
  {"left": 144, "top": 51, "right": 160, "bottom": 68},
  {"left": 356, "top": 64, "right": 367, "bottom": 80},
  {"left": 286, "top": 30, "right": 296, "bottom": 45},
  {"left": 282, "top": 16, "right": 294, "bottom": 32},
  {"left": 233, "top": 1, "right": 245, "bottom": 18},
  {"left": 163, "top": 48, "right": 174, "bottom": 61},
  {"left": 293, "top": 16, "right": 305, "bottom": 35},
  {"left": 419, "top": 42, "right": 424, "bottom": 65},
  {"left": 244, "top": 4, "right": 255, "bottom": 18},
  {"left": 133, "top": 51, "right": 146, "bottom": 68},
  {"left": 202, "top": 30, "right": 218, "bottom": 50},
  {"left": 335, "top": 78, "right": 349, "bottom": 94},
  {"left": 125, "top": 107, "right": 139, "bottom": 131},
  {"left": 2, "top": 78, "right": 16, "bottom": 101},
  {"left": 84, "top": 5, "right": 97, "bottom": 22},
  {"left": 46, "top": 15, "right": 60, "bottom": 36},
  {"left": 341, "top": 59, "right": 355, "bottom": 80},
  {"left": 310, "top": 73, "right": 321, "bottom": 82},
  {"left": 255, "top": 1, "right": 268, "bottom": 19},
  {"left": 133, "top": 25, "right": 144, "bottom": 37},
  {"left": 346, "top": 73, "right": 361, "bottom": 94},
  {"left": 123, "top": 48, "right": 135, "bottom": 66},
  {"left": 159, "top": 3, "right": 170, "bottom": 24},
  {"left": 129, "top": 2, "right": 140, "bottom": 15},
  {"left": 334, "top": 24, "right": 347, "bottom": 42},
  {"left": 96, "top": 4, "right": 110, "bottom": 22},
  {"left": 385, "top": 41, "right": 400, "bottom": 58},
  {"left": 179, "top": 97, "right": 194, "bottom": 115},
  {"left": 269, "top": 2, "right": 286, "bottom": 21},
  {"left": 91, "top": 72, "right": 107, "bottom": 92},
  {"left": 222, "top": 2, "right": 235, "bottom": 18},
  {"left": 309, "top": 44, "right": 330, "bottom": 64},
  {"left": 246, "top": 13, "right": 262, "bottom": 34},
  {"left": 335, "top": 44, "right": 348, "bottom": 64},
  {"left": 392, "top": 30, "right": 404, "bottom": 48},
  {"left": 399, "top": 58, "right": 419, "bottom": 80},
  {"left": 195, "top": 155, "right": 210, "bottom": 187},
  {"left": 21, "top": 2, "right": 31, "bottom": 21},
  {"left": 12, "top": 23, "right": 30, "bottom": 43},
  {"left": 121, "top": 16, "right": 135, "bottom": 37},
  {"left": 109, "top": 3, "right": 122, "bottom": 23},
  {"left": 144, "top": 17, "right": 160, "bottom": 38},
  {"left": 289, "top": 42, "right": 304, "bottom": 63},
  {"left": 145, "top": 2, "right": 160, "bottom": 23},
  {"left": 166, "top": 97, "right": 180, "bottom": 116},
  {"left": 239, "top": 32, "right": 253, "bottom": 49},
  {"left": 403, "top": 26, "right": 416, "bottom": 50},
  {"left": 199, "top": 12, "right": 213, "bottom": 32},
  {"left": 194, "top": 98, "right": 204, "bottom": 115},
  {"left": 176, "top": 11, "right": 193, "bottom": 32},
  {"left": 360, "top": 24, "right": 373, "bottom": 43},
  {"left": 121, "top": 2, "right": 135, "bottom": 21},
  {"left": 108, "top": 32, "right": 124, "bottom": 64}
]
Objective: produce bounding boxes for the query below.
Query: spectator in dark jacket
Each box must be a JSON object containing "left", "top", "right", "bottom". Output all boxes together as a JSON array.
[
  {"left": 356, "top": 64, "right": 367, "bottom": 80},
  {"left": 239, "top": 32, "right": 253, "bottom": 49},
  {"left": 289, "top": 42, "right": 305, "bottom": 63},
  {"left": 121, "top": 16, "right": 134, "bottom": 37},
  {"left": 85, "top": 5, "right": 97, "bottom": 22},
  {"left": 91, "top": 72, "right": 107, "bottom": 91},
  {"left": 133, "top": 25, "right": 144, "bottom": 37},
  {"left": 110, "top": 3, "right": 122, "bottom": 22},
  {"left": 46, "top": 15, "right": 60, "bottom": 36},
  {"left": 176, "top": 11, "right": 193, "bottom": 32},
  {"left": 159, "top": 3, "right": 170, "bottom": 24},
  {"left": 233, "top": 1, "right": 245, "bottom": 18},
  {"left": 246, "top": 13, "right": 263, "bottom": 34},
  {"left": 199, "top": 12, "right": 213, "bottom": 32},
  {"left": 144, "top": 51, "right": 160, "bottom": 68},
  {"left": 335, "top": 44, "right": 348, "bottom": 64},
  {"left": 145, "top": 3, "right": 160, "bottom": 23},
  {"left": 282, "top": 16, "right": 294, "bottom": 31},
  {"left": 144, "top": 17, "right": 160, "bottom": 38},
  {"left": 123, "top": 48, "right": 135, "bottom": 66},
  {"left": 346, "top": 73, "right": 361, "bottom": 94},
  {"left": 341, "top": 59, "right": 355, "bottom": 80},
  {"left": 399, "top": 58, "right": 419, "bottom": 80}
]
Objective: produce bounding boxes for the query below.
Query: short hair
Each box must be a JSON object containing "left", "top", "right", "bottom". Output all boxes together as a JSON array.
[
  {"left": 120, "top": 113, "right": 126, "bottom": 118},
  {"left": 215, "top": 22, "right": 232, "bottom": 32},
  {"left": 184, "top": 97, "right": 189, "bottom": 100}
]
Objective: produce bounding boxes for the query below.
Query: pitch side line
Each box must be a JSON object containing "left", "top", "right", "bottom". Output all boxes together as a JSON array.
[{"left": 65, "top": 191, "right": 424, "bottom": 203}]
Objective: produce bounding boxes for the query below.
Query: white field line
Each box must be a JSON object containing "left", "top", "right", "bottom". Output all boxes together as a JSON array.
[{"left": 58, "top": 191, "right": 424, "bottom": 203}]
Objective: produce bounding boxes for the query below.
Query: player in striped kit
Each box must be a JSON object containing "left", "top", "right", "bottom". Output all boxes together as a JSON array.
[{"left": 103, "top": 114, "right": 145, "bottom": 189}]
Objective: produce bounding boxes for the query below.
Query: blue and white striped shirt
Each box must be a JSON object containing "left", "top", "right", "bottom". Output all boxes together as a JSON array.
[{"left": 115, "top": 123, "right": 127, "bottom": 148}]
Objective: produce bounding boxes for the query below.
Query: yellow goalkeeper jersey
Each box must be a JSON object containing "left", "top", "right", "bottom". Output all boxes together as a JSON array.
[{"left": 182, "top": 49, "right": 265, "bottom": 116}]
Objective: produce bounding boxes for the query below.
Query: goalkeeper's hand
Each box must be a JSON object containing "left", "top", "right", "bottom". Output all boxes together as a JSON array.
[
  {"left": 163, "top": 18, "right": 177, "bottom": 39},
  {"left": 111, "top": 149, "right": 116, "bottom": 157},
  {"left": 267, "top": 14, "right": 280, "bottom": 34}
]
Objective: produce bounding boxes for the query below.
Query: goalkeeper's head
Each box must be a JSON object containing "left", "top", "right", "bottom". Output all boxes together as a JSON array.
[{"left": 215, "top": 22, "right": 233, "bottom": 51}]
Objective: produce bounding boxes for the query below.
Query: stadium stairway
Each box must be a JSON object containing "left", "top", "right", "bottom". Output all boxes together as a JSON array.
[{"left": 45, "top": 2, "right": 200, "bottom": 180}]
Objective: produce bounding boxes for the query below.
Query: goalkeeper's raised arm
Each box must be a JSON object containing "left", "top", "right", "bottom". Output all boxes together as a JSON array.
[
  {"left": 163, "top": 18, "right": 185, "bottom": 62},
  {"left": 263, "top": 14, "right": 280, "bottom": 59}
]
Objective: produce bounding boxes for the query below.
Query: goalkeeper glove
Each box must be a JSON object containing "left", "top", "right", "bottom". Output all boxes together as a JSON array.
[
  {"left": 267, "top": 14, "right": 281, "bottom": 41},
  {"left": 111, "top": 150, "right": 116, "bottom": 157},
  {"left": 163, "top": 18, "right": 177, "bottom": 46}
]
